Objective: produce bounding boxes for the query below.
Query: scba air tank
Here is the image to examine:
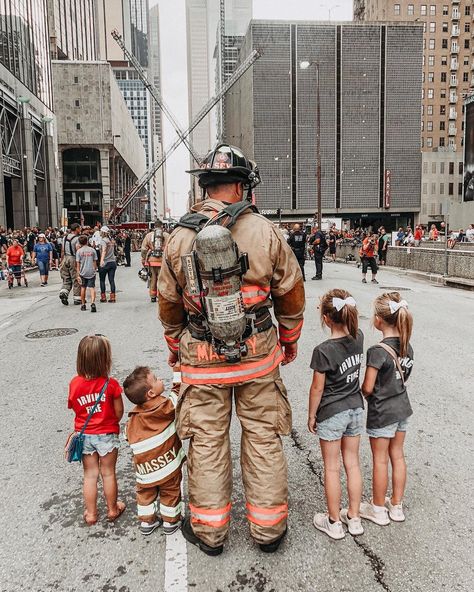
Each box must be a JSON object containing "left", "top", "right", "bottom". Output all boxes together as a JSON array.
[{"left": 194, "top": 225, "right": 247, "bottom": 348}]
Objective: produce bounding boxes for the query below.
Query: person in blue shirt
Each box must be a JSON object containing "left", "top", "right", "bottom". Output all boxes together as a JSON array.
[{"left": 32, "top": 233, "right": 53, "bottom": 286}]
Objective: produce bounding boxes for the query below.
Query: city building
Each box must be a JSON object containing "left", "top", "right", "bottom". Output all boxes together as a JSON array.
[
  {"left": 354, "top": 1, "right": 471, "bottom": 226},
  {"left": 48, "top": 0, "right": 98, "bottom": 60},
  {"left": 0, "top": 0, "right": 58, "bottom": 229},
  {"left": 225, "top": 21, "right": 423, "bottom": 229},
  {"left": 53, "top": 61, "right": 146, "bottom": 225},
  {"left": 148, "top": 3, "right": 167, "bottom": 220}
]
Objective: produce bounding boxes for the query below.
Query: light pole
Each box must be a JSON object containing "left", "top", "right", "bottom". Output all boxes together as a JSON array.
[
  {"left": 274, "top": 157, "right": 282, "bottom": 225},
  {"left": 300, "top": 60, "right": 321, "bottom": 228},
  {"left": 111, "top": 134, "right": 121, "bottom": 224}
]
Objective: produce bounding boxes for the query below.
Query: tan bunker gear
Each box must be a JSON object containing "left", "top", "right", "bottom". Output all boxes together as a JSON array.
[
  {"left": 158, "top": 198, "right": 305, "bottom": 548},
  {"left": 141, "top": 229, "right": 169, "bottom": 299}
]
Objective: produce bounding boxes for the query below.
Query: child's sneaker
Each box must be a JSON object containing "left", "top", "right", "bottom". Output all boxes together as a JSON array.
[
  {"left": 385, "top": 497, "right": 405, "bottom": 522},
  {"left": 359, "top": 501, "right": 390, "bottom": 526},
  {"left": 163, "top": 519, "right": 182, "bottom": 535},
  {"left": 313, "top": 513, "right": 345, "bottom": 540},
  {"left": 140, "top": 517, "right": 163, "bottom": 536},
  {"left": 340, "top": 508, "right": 364, "bottom": 536},
  {"left": 91, "top": 303, "right": 97, "bottom": 313},
  {"left": 80, "top": 304, "right": 86, "bottom": 311}
]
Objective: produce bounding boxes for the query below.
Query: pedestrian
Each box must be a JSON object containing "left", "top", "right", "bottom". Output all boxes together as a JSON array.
[
  {"left": 288, "top": 223, "right": 307, "bottom": 280},
  {"left": 6, "top": 239, "right": 25, "bottom": 286},
  {"left": 308, "top": 289, "right": 364, "bottom": 540},
  {"left": 32, "top": 233, "right": 53, "bottom": 286},
  {"left": 328, "top": 230, "right": 337, "bottom": 262},
  {"left": 395, "top": 227, "right": 405, "bottom": 247},
  {"left": 98, "top": 226, "right": 117, "bottom": 303},
  {"left": 122, "top": 366, "right": 185, "bottom": 536},
  {"left": 158, "top": 144, "right": 305, "bottom": 555},
  {"left": 141, "top": 220, "right": 169, "bottom": 303},
  {"left": 377, "top": 227, "right": 389, "bottom": 266},
  {"left": 91, "top": 222, "right": 102, "bottom": 261},
  {"left": 360, "top": 292, "right": 414, "bottom": 525},
  {"left": 428, "top": 224, "right": 439, "bottom": 241},
  {"left": 59, "top": 223, "right": 82, "bottom": 305},
  {"left": 124, "top": 231, "right": 132, "bottom": 267},
  {"left": 26, "top": 228, "right": 36, "bottom": 262},
  {"left": 309, "top": 225, "right": 327, "bottom": 280},
  {"left": 67, "top": 335, "right": 125, "bottom": 525},
  {"left": 360, "top": 233, "right": 379, "bottom": 284},
  {"left": 465, "top": 223, "right": 474, "bottom": 243},
  {"left": 75, "top": 235, "right": 98, "bottom": 312}
]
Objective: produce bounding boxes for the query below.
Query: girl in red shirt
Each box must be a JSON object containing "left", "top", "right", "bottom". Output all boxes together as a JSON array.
[{"left": 68, "top": 335, "right": 125, "bottom": 525}]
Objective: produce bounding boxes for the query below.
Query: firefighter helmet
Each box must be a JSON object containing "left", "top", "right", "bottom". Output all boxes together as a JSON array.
[
  {"left": 138, "top": 267, "right": 149, "bottom": 282},
  {"left": 187, "top": 144, "right": 261, "bottom": 190}
]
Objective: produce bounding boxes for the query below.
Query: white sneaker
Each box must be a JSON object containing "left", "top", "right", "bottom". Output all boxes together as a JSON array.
[
  {"left": 385, "top": 497, "right": 405, "bottom": 522},
  {"left": 359, "top": 501, "right": 390, "bottom": 526},
  {"left": 313, "top": 513, "right": 345, "bottom": 540},
  {"left": 340, "top": 508, "right": 364, "bottom": 536},
  {"left": 163, "top": 519, "right": 182, "bottom": 535}
]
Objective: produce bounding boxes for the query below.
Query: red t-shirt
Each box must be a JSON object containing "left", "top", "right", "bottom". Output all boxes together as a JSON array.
[
  {"left": 6, "top": 245, "right": 24, "bottom": 265},
  {"left": 68, "top": 376, "right": 122, "bottom": 434},
  {"left": 414, "top": 228, "right": 423, "bottom": 241}
]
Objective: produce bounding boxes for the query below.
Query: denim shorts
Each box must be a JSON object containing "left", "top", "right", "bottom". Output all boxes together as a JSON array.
[
  {"left": 317, "top": 408, "right": 364, "bottom": 441},
  {"left": 82, "top": 433, "right": 120, "bottom": 456},
  {"left": 81, "top": 275, "right": 96, "bottom": 288},
  {"left": 367, "top": 418, "right": 409, "bottom": 439}
]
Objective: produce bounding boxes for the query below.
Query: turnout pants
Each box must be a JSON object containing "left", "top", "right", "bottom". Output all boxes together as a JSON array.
[
  {"left": 176, "top": 368, "right": 291, "bottom": 548},
  {"left": 136, "top": 470, "right": 182, "bottom": 524},
  {"left": 60, "top": 255, "right": 81, "bottom": 302},
  {"left": 148, "top": 265, "right": 161, "bottom": 298}
]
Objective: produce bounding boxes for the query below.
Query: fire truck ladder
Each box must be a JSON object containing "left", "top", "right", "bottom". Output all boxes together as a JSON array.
[
  {"left": 108, "top": 46, "right": 261, "bottom": 222},
  {"left": 111, "top": 29, "right": 201, "bottom": 164}
]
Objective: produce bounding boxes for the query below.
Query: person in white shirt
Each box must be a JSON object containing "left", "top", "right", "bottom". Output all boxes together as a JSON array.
[{"left": 465, "top": 224, "right": 474, "bottom": 243}]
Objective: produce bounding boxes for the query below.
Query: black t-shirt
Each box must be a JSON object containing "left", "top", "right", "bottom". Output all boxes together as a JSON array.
[
  {"left": 365, "top": 337, "right": 414, "bottom": 429},
  {"left": 310, "top": 330, "right": 364, "bottom": 422},
  {"left": 311, "top": 231, "right": 327, "bottom": 254},
  {"left": 288, "top": 231, "right": 306, "bottom": 256}
]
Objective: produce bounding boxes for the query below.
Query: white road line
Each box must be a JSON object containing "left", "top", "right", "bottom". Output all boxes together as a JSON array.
[{"left": 164, "top": 478, "right": 188, "bottom": 592}]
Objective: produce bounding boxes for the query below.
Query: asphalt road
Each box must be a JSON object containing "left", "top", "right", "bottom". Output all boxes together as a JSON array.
[{"left": 0, "top": 256, "right": 473, "bottom": 592}]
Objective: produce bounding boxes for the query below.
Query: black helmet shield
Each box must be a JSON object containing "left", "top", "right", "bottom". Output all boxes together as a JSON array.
[{"left": 187, "top": 144, "right": 261, "bottom": 190}]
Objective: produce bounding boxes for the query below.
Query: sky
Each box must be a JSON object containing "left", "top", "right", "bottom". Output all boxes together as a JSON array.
[{"left": 153, "top": 0, "right": 353, "bottom": 216}]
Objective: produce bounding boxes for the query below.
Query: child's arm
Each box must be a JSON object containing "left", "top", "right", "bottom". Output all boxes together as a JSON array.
[
  {"left": 362, "top": 366, "right": 378, "bottom": 397},
  {"left": 113, "top": 395, "right": 124, "bottom": 421},
  {"left": 308, "top": 371, "right": 325, "bottom": 434}
]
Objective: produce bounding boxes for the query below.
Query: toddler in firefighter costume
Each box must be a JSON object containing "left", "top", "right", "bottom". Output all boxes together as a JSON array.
[
  {"left": 140, "top": 220, "right": 169, "bottom": 302},
  {"left": 123, "top": 366, "right": 185, "bottom": 536},
  {"left": 158, "top": 145, "right": 305, "bottom": 555}
]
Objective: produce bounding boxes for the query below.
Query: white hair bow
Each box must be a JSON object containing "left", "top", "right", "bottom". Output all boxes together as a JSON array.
[
  {"left": 389, "top": 299, "right": 408, "bottom": 314},
  {"left": 332, "top": 296, "right": 357, "bottom": 311}
]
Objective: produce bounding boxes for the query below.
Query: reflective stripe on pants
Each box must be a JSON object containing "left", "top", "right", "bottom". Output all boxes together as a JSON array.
[
  {"left": 246, "top": 502, "right": 288, "bottom": 527},
  {"left": 190, "top": 502, "right": 231, "bottom": 528},
  {"left": 136, "top": 469, "right": 182, "bottom": 524}
]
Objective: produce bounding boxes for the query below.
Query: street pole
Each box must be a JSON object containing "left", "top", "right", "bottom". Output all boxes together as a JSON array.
[
  {"left": 316, "top": 63, "right": 322, "bottom": 229},
  {"left": 279, "top": 159, "right": 282, "bottom": 225},
  {"left": 444, "top": 212, "right": 449, "bottom": 277}
]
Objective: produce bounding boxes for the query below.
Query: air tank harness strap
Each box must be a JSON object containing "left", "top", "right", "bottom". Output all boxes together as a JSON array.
[
  {"left": 188, "top": 308, "right": 273, "bottom": 342},
  {"left": 176, "top": 201, "right": 259, "bottom": 232}
]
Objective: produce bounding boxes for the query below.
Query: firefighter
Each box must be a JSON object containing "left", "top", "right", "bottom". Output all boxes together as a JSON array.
[
  {"left": 158, "top": 144, "right": 305, "bottom": 556},
  {"left": 141, "top": 220, "right": 169, "bottom": 302},
  {"left": 59, "top": 222, "right": 82, "bottom": 305}
]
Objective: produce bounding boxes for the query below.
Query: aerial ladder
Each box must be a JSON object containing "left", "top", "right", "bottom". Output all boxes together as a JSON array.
[{"left": 108, "top": 34, "right": 261, "bottom": 221}]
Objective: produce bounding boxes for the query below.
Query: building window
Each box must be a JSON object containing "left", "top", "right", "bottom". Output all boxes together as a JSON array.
[
  {"left": 427, "top": 137, "right": 433, "bottom": 147},
  {"left": 464, "top": 57, "right": 470, "bottom": 66},
  {"left": 442, "top": 39, "right": 448, "bottom": 49},
  {"left": 440, "top": 162, "right": 445, "bottom": 174},
  {"left": 442, "top": 22, "right": 448, "bottom": 33},
  {"left": 427, "top": 105, "right": 433, "bottom": 115},
  {"left": 428, "top": 89, "right": 434, "bottom": 99},
  {"left": 422, "top": 183, "right": 428, "bottom": 195},
  {"left": 441, "top": 56, "right": 447, "bottom": 66},
  {"left": 440, "top": 183, "right": 444, "bottom": 195},
  {"left": 422, "top": 89, "right": 425, "bottom": 99},
  {"left": 429, "top": 39, "right": 435, "bottom": 50},
  {"left": 440, "top": 105, "right": 446, "bottom": 115},
  {"left": 440, "top": 121, "right": 445, "bottom": 130},
  {"left": 448, "top": 183, "right": 454, "bottom": 196},
  {"left": 439, "top": 137, "right": 445, "bottom": 147},
  {"left": 431, "top": 183, "right": 436, "bottom": 194},
  {"left": 465, "top": 23, "right": 470, "bottom": 33},
  {"left": 427, "top": 72, "right": 434, "bottom": 83},
  {"left": 408, "top": 4, "right": 414, "bottom": 16},
  {"left": 465, "top": 40, "right": 470, "bottom": 49},
  {"left": 440, "top": 89, "right": 446, "bottom": 99},
  {"left": 466, "top": 6, "right": 471, "bottom": 16},
  {"left": 459, "top": 162, "right": 463, "bottom": 175},
  {"left": 421, "top": 5, "right": 427, "bottom": 16},
  {"left": 421, "top": 121, "right": 424, "bottom": 131},
  {"left": 430, "top": 5, "right": 436, "bottom": 16},
  {"left": 459, "top": 182, "right": 463, "bottom": 195},
  {"left": 76, "top": 123, "right": 81, "bottom": 130},
  {"left": 441, "top": 72, "right": 447, "bottom": 82},
  {"left": 429, "top": 22, "right": 436, "bottom": 33},
  {"left": 423, "top": 161, "right": 428, "bottom": 173},
  {"left": 463, "top": 72, "right": 469, "bottom": 82},
  {"left": 431, "top": 162, "right": 436, "bottom": 174},
  {"left": 422, "top": 72, "right": 426, "bottom": 83},
  {"left": 74, "top": 99, "right": 80, "bottom": 107},
  {"left": 394, "top": 4, "right": 400, "bottom": 15},
  {"left": 428, "top": 55, "right": 435, "bottom": 67},
  {"left": 427, "top": 121, "right": 433, "bottom": 131},
  {"left": 449, "top": 162, "right": 454, "bottom": 175},
  {"left": 74, "top": 76, "right": 79, "bottom": 84}
]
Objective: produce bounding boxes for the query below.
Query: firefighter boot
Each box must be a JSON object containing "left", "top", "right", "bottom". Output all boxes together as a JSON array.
[{"left": 181, "top": 518, "right": 223, "bottom": 556}]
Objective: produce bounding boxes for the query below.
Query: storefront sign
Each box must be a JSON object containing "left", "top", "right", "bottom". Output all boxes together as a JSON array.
[
  {"left": 384, "top": 169, "right": 392, "bottom": 209},
  {"left": 2, "top": 155, "right": 20, "bottom": 176}
]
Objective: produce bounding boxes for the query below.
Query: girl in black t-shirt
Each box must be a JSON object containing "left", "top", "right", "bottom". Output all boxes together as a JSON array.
[
  {"left": 308, "top": 289, "right": 365, "bottom": 540},
  {"left": 361, "top": 292, "right": 414, "bottom": 526}
]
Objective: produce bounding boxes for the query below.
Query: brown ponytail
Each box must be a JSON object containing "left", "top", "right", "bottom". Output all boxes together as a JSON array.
[
  {"left": 320, "top": 288, "right": 359, "bottom": 339},
  {"left": 374, "top": 292, "right": 413, "bottom": 357}
]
